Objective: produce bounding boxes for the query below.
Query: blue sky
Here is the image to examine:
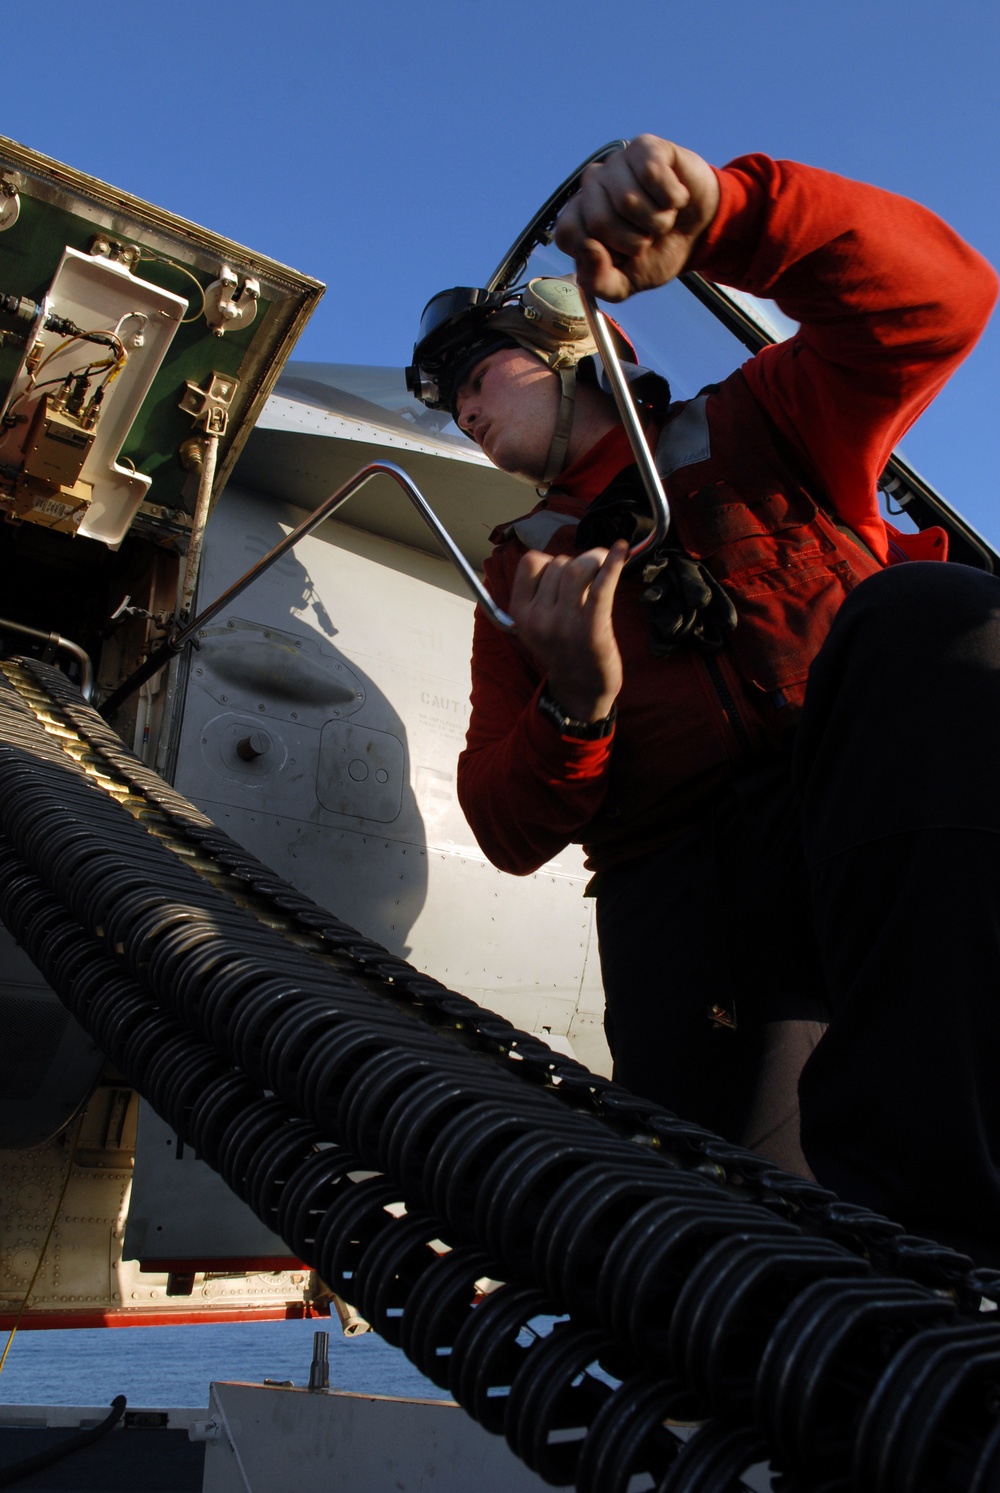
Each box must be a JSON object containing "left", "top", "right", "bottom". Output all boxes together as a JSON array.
[{"left": 3, "top": 0, "right": 997, "bottom": 541}]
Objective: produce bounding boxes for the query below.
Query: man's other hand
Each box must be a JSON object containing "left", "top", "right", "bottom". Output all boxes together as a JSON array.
[
  {"left": 509, "top": 540, "right": 628, "bottom": 723},
  {"left": 555, "top": 135, "right": 720, "bottom": 302}
]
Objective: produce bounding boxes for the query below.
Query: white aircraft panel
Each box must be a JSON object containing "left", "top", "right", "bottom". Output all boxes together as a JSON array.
[{"left": 171, "top": 486, "right": 610, "bottom": 1073}]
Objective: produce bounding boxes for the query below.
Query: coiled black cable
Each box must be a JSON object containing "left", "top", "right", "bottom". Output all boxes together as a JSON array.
[{"left": 3, "top": 655, "right": 1000, "bottom": 1493}]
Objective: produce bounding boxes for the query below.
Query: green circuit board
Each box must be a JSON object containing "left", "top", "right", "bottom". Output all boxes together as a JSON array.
[{"left": 0, "top": 135, "right": 323, "bottom": 535}]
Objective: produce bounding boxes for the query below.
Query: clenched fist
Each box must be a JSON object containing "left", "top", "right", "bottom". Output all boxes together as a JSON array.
[{"left": 556, "top": 135, "right": 720, "bottom": 302}]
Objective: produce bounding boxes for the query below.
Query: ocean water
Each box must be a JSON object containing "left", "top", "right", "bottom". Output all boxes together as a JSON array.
[{"left": 0, "top": 1319, "right": 448, "bottom": 1410}]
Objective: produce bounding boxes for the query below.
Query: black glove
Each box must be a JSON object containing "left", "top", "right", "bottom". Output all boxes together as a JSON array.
[
  {"left": 575, "top": 465, "right": 737, "bottom": 657},
  {"left": 638, "top": 547, "right": 738, "bottom": 657}
]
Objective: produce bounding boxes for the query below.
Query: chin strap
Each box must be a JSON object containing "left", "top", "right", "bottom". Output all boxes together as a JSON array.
[{"left": 538, "top": 366, "right": 578, "bottom": 491}]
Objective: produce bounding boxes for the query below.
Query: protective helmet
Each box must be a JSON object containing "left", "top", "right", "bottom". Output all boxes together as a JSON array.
[{"left": 406, "top": 277, "right": 670, "bottom": 487}]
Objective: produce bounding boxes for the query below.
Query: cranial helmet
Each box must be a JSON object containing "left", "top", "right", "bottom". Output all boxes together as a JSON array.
[{"left": 406, "top": 277, "right": 670, "bottom": 488}]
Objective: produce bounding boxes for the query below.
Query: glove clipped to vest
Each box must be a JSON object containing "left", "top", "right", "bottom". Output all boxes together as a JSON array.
[{"left": 575, "top": 464, "right": 737, "bottom": 657}]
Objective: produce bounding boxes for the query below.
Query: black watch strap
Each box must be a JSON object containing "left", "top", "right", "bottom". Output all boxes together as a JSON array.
[{"left": 537, "top": 684, "right": 617, "bottom": 740}]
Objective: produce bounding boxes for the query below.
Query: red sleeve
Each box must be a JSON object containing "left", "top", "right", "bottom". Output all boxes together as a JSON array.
[
  {"left": 688, "top": 155, "right": 998, "bottom": 560},
  {"left": 457, "top": 545, "right": 613, "bottom": 875}
]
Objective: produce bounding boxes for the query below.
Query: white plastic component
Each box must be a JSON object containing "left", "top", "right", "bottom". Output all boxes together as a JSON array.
[
  {"left": 1, "top": 247, "right": 187, "bottom": 543},
  {"left": 0, "top": 179, "right": 19, "bottom": 232},
  {"left": 204, "top": 266, "right": 260, "bottom": 336}
]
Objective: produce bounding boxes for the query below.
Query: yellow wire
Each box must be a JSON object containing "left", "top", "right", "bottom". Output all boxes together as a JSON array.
[
  {"left": 138, "top": 252, "right": 207, "bottom": 324},
  {"left": 3, "top": 336, "right": 79, "bottom": 419},
  {"left": 33, "top": 336, "right": 79, "bottom": 376},
  {"left": 2, "top": 317, "right": 128, "bottom": 438},
  {"left": 0, "top": 1108, "right": 87, "bottom": 1374}
]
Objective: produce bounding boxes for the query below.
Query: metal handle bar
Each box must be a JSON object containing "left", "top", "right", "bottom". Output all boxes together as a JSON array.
[
  {"left": 579, "top": 289, "right": 671, "bottom": 559},
  {"left": 0, "top": 614, "right": 94, "bottom": 701},
  {"left": 100, "top": 460, "right": 514, "bottom": 718},
  {"left": 485, "top": 137, "right": 669, "bottom": 559},
  {"left": 173, "top": 460, "right": 514, "bottom": 646},
  {"left": 485, "top": 140, "right": 627, "bottom": 296}
]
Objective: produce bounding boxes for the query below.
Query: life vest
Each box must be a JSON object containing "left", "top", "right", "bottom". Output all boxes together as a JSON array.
[
  {"left": 659, "top": 369, "right": 885, "bottom": 739},
  {"left": 508, "top": 367, "right": 885, "bottom": 748}
]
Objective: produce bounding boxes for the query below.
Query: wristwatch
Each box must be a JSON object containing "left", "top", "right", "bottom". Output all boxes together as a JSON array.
[{"left": 537, "top": 684, "right": 617, "bottom": 740}]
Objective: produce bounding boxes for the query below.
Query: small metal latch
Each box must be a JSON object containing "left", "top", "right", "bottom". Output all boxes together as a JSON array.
[
  {"left": 179, "top": 372, "right": 239, "bottom": 436},
  {"left": 88, "top": 235, "right": 141, "bottom": 269}
]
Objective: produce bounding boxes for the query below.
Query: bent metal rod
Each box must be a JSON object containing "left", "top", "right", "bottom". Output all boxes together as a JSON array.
[
  {"left": 99, "top": 459, "right": 516, "bottom": 718},
  {"left": 580, "top": 287, "right": 672, "bottom": 561}
]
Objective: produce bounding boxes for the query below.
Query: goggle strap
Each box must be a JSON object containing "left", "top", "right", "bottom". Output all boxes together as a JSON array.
[{"left": 541, "top": 366, "right": 578, "bottom": 488}]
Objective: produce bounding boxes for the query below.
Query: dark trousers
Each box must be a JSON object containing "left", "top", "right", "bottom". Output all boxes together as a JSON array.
[{"left": 595, "top": 562, "right": 1000, "bottom": 1264}]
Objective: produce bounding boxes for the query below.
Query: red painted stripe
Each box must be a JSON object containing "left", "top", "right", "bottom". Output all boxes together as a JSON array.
[{"left": 0, "top": 1303, "right": 328, "bottom": 1331}]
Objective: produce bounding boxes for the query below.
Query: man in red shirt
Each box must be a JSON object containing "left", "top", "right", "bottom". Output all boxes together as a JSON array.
[{"left": 409, "top": 136, "right": 1000, "bottom": 1260}]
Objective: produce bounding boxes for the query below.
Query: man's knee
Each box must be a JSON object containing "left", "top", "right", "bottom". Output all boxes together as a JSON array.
[
  {"left": 796, "top": 561, "right": 1000, "bottom": 850},
  {"left": 823, "top": 560, "right": 1000, "bottom": 664}
]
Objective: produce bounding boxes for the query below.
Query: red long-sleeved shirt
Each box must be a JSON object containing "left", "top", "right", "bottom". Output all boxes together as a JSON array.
[{"left": 458, "top": 155, "right": 998, "bottom": 876}]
